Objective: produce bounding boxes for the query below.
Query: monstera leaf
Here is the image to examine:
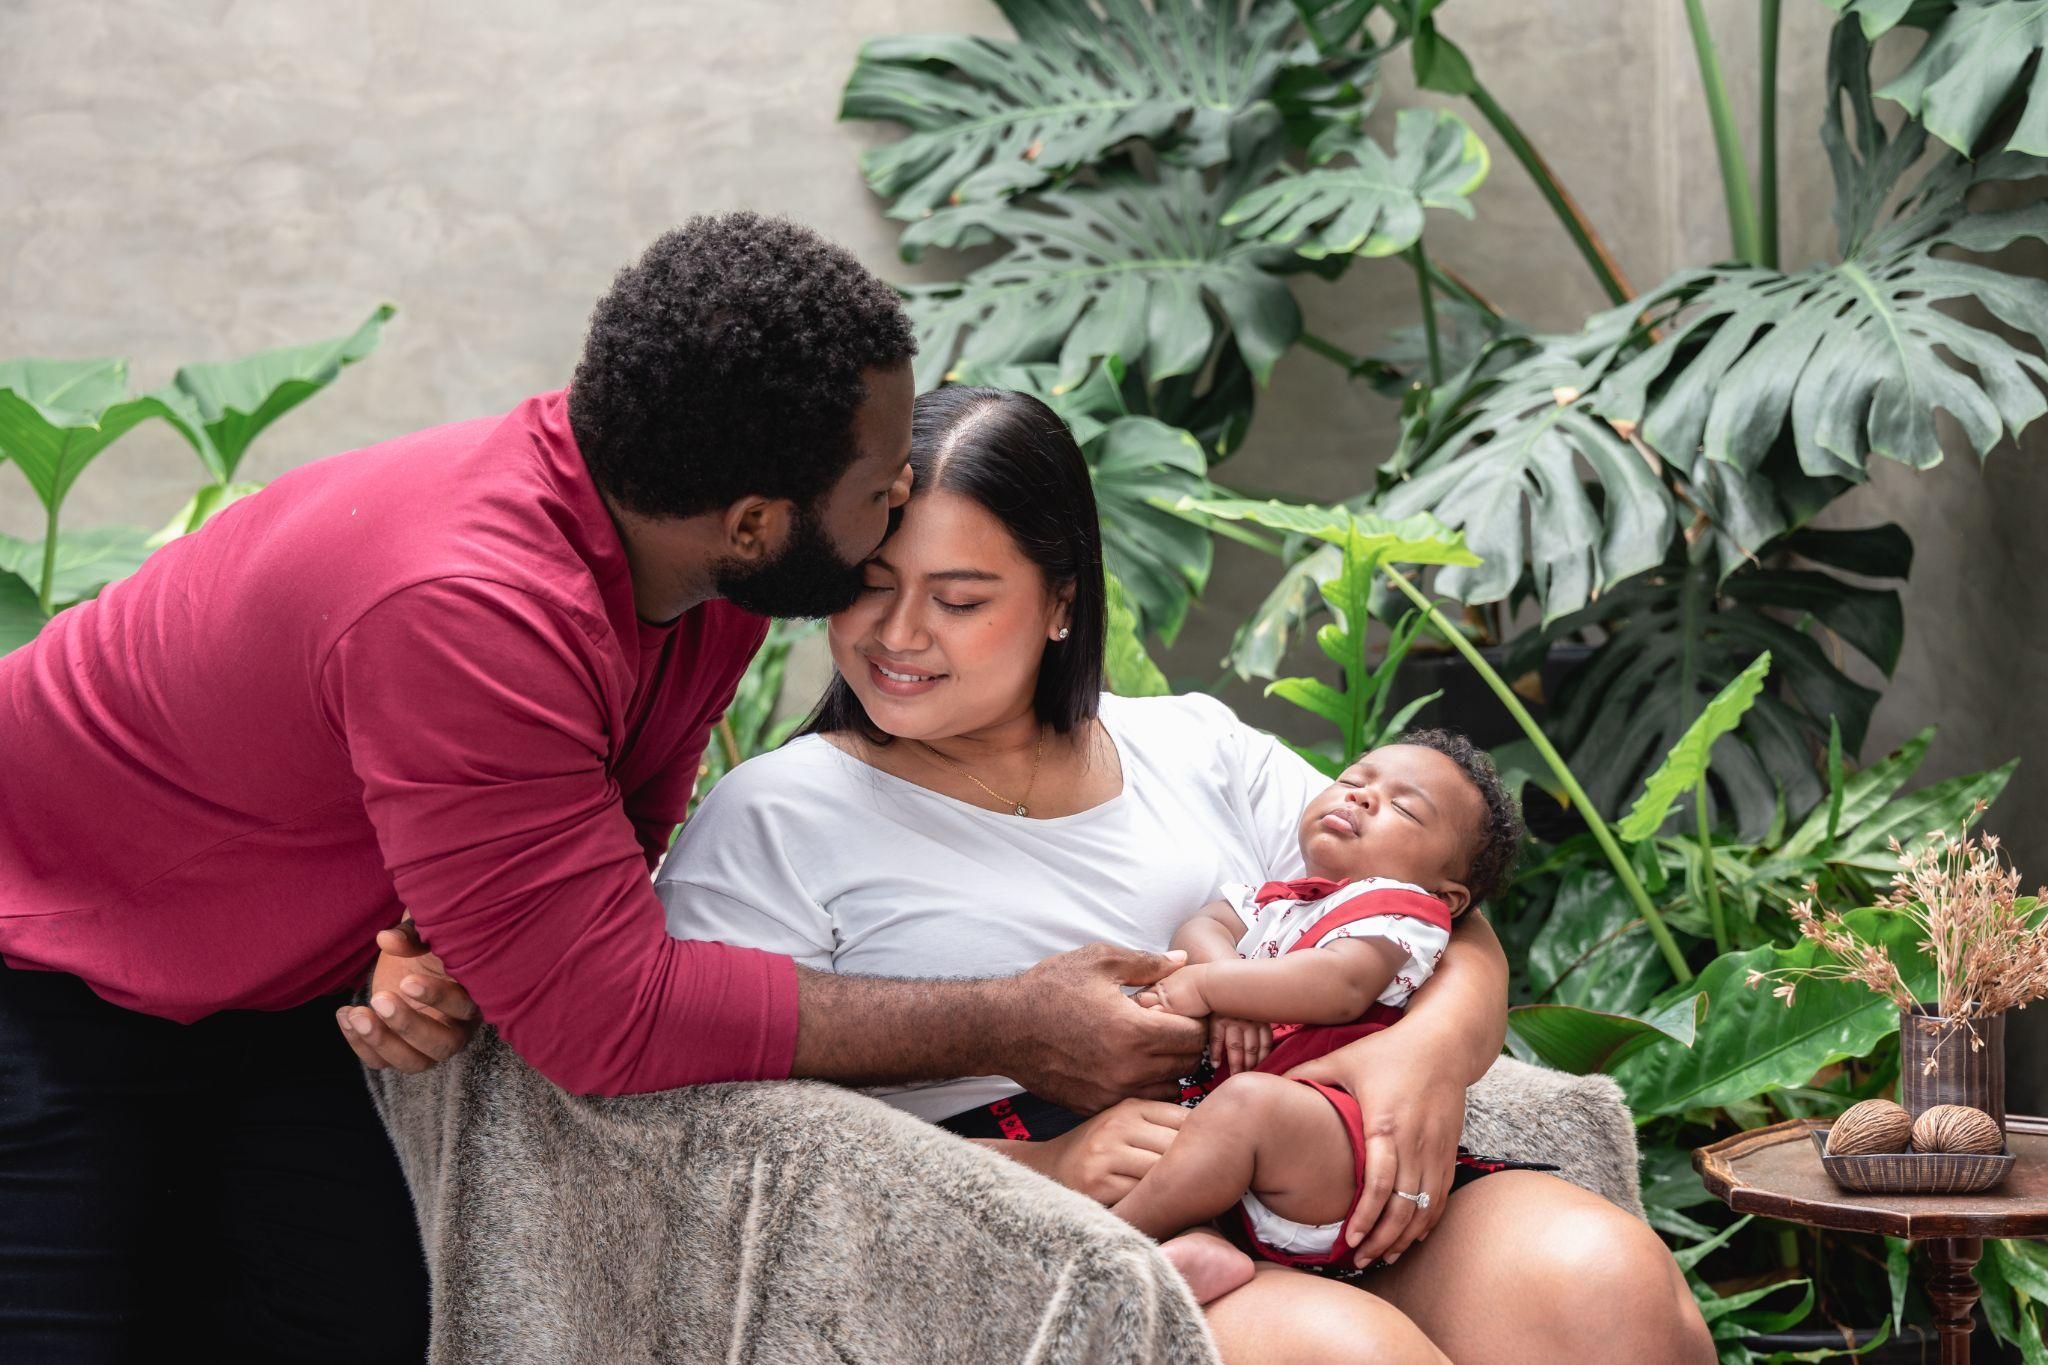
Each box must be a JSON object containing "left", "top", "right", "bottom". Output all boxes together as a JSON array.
[
  {"left": 1596, "top": 25, "right": 2048, "bottom": 483},
  {"left": 899, "top": 165, "right": 1303, "bottom": 391},
  {"left": 1223, "top": 107, "right": 1488, "bottom": 259},
  {"left": 1820, "top": 0, "right": 1952, "bottom": 38},
  {"left": 1877, "top": 1, "right": 2048, "bottom": 156},
  {"left": 1508, "top": 524, "right": 1908, "bottom": 838},
  {"left": 841, "top": 0, "right": 1313, "bottom": 219},
  {"left": 1371, "top": 313, "right": 1676, "bottom": 622}
]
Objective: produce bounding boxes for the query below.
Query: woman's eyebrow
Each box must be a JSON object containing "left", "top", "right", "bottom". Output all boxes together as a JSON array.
[{"left": 922, "top": 568, "right": 1002, "bottom": 583}]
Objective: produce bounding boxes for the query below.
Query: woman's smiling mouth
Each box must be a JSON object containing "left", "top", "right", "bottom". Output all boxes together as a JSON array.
[{"left": 866, "top": 656, "right": 947, "bottom": 695}]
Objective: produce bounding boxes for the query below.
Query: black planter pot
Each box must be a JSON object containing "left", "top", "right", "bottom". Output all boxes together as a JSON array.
[{"left": 1386, "top": 642, "right": 1596, "bottom": 845}]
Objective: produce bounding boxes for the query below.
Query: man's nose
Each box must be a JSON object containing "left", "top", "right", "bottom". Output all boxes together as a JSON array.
[{"left": 887, "top": 463, "right": 914, "bottom": 507}]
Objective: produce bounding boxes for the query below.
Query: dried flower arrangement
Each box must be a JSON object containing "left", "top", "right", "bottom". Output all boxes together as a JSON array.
[{"left": 1748, "top": 804, "right": 2048, "bottom": 1072}]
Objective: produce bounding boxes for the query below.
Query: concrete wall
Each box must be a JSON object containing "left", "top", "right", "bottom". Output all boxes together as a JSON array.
[{"left": 7, "top": 1, "right": 2046, "bottom": 1070}]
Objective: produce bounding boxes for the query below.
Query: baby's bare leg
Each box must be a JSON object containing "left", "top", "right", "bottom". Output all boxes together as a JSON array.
[{"left": 1111, "top": 1072, "right": 1355, "bottom": 1241}]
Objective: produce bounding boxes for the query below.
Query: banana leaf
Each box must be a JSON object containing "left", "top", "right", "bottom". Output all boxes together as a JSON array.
[
  {"left": 899, "top": 160, "right": 1302, "bottom": 391},
  {"left": 1877, "top": 1, "right": 2048, "bottom": 157},
  {"left": 1223, "top": 107, "right": 1488, "bottom": 260},
  {"left": 840, "top": 0, "right": 1312, "bottom": 220},
  {"left": 1506, "top": 991, "right": 1704, "bottom": 1077},
  {"left": 1617, "top": 653, "right": 1772, "bottom": 843},
  {"left": 1611, "top": 906, "right": 1936, "bottom": 1117}
]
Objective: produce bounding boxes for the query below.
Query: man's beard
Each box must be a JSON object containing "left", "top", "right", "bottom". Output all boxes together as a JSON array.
[{"left": 713, "top": 502, "right": 871, "bottom": 619}]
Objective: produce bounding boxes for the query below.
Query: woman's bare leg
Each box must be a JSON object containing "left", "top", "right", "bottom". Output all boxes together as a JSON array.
[
  {"left": 1367, "top": 1171, "right": 1713, "bottom": 1365},
  {"left": 1112, "top": 1072, "right": 1354, "bottom": 1239},
  {"left": 1206, "top": 1265, "right": 1450, "bottom": 1365}
]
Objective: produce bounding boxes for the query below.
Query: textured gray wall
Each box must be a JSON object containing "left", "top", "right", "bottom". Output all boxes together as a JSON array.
[{"left": 4, "top": 4, "right": 2043, "bottom": 959}]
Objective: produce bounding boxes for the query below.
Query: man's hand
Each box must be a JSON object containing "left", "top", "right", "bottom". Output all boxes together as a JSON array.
[
  {"left": 336, "top": 920, "right": 481, "bottom": 1073},
  {"left": 1285, "top": 1023, "right": 1465, "bottom": 1269},
  {"left": 1002, "top": 944, "right": 1205, "bottom": 1115}
]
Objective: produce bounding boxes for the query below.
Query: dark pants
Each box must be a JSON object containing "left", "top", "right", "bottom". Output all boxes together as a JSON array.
[{"left": 0, "top": 965, "right": 430, "bottom": 1363}]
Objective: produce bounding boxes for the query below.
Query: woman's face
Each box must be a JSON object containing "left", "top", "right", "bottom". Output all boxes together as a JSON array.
[{"left": 828, "top": 488, "right": 1069, "bottom": 742}]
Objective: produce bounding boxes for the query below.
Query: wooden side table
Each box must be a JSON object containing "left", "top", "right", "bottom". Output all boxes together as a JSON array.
[{"left": 1695, "top": 1115, "right": 2048, "bottom": 1365}]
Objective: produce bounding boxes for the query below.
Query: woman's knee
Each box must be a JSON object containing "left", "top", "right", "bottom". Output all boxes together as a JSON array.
[
  {"left": 1532, "top": 1200, "right": 1712, "bottom": 1365},
  {"left": 1210, "top": 1269, "right": 1449, "bottom": 1365}
]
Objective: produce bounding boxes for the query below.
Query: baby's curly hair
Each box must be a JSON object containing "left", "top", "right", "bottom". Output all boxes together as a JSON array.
[
  {"left": 1398, "top": 728, "right": 1524, "bottom": 908},
  {"left": 569, "top": 213, "right": 916, "bottom": 519}
]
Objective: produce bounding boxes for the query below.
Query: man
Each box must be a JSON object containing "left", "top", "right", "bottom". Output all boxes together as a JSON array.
[{"left": 0, "top": 215, "right": 1200, "bottom": 1363}]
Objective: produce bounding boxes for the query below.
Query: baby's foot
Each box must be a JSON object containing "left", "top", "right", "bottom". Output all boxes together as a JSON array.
[{"left": 1159, "top": 1228, "right": 1256, "bottom": 1305}]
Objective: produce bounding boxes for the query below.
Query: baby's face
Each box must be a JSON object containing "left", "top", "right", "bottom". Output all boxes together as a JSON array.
[{"left": 1297, "top": 744, "right": 1483, "bottom": 910}]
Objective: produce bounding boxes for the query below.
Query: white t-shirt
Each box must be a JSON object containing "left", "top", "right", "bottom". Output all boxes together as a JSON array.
[
  {"left": 656, "top": 692, "right": 1326, "bottom": 1122},
  {"left": 1225, "top": 878, "right": 1451, "bottom": 1008}
]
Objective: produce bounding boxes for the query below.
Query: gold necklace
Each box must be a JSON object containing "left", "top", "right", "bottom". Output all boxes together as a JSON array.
[{"left": 917, "top": 728, "right": 1047, "bottom": 816}]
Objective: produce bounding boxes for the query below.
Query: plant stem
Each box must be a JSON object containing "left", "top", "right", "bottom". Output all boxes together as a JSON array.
[
  {"left": 1426, "top": 260, "right": 1503, "bottom": 323},
  {"left": 1697, "top": 772, "right": 1730, "bottom": 955},
  {"left": 716, "top": 717, "right": 741, "bottom": 770},
  {"left": 1410, "top": 244, "right": 1444, "bottom": 388},
  {"left": 1759, "top": 0, "right": 1782, "bottom": 269},
  {"left": 1379, "top": 566, "right": 1694, "bottom": 983},
  {"left": 1466, "top": 83, "right": 1634, "bottom": 305},
  {"left": 1299, "top": 330, "right": 1367, "bottom": 372},
  {"left": 1683, "top": 0, "right": 1764, "bottom": 265},
  {"left": 37, "top": 501, "right": 59, "bottom": 618}
]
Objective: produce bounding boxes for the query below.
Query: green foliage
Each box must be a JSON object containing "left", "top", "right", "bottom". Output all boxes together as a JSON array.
[
  {"left": 1878, "top": 1, "right": 2048, "bottom": 157},
  {"left": 840, "top": 0, "right": 1317, "bottom": 219},
  {"left": 0, "top": 310, "right": 391, "bottom": 650},
  {"left": 1105, "top": 572, "right": 1172, "bottom": 697},
  {"left": 1223, "top": 107, "right": 1488, "bottom": 259},
  {"left": 689, "top": 620, "right": 822, "bottom": 817},
  {"left": 1617, "top": 653, "right": 1771, "bottom": 843},
  {"left": 1506, "top": 991, "right": 1703, "bottom": 1076}
]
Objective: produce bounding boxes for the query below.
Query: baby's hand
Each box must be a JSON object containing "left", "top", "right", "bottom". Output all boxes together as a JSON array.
[
  {"left": 1208, "top": 1016, "right": 1273, "bottom": 1077},
  {"left": 1135, "top": 964, "right": 1212, "bottom": 1018}
]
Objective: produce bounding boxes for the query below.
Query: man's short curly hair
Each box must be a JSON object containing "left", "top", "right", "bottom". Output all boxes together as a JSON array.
[
  {"left": 569, "top": 213, "right": 916, "bottom": 519},
  {"left": 1397, "top": 727, "right": 1524, "bottom": 909}
]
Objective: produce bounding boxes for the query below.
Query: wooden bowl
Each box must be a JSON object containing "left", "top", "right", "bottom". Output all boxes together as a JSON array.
[{"left": 1810, "top": 1128, "right": 2015, "bottom": 1195}]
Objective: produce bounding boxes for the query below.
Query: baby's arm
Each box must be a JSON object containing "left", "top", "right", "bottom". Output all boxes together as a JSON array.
[
  {"left": 1139, "top": 937, "right": 1405, "bottom": 1026},
  {"left": 1171, "top": 899, "right": 1249, "bottom": 966}
]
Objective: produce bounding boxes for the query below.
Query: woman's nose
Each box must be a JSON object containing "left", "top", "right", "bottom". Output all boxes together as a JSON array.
[{"left": 875, "top": 596, "right": 928, "bottom": 652}]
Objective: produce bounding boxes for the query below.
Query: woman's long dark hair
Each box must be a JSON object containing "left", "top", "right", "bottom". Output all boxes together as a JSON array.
[{"left": 800, "top": 386, "right": 1107, "bottom": 743}]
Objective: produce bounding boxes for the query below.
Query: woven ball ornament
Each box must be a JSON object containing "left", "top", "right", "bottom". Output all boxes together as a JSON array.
[
  {"left": 1911, "top": 1104, "right": 2003, "bottom": 1155},
  {"left": 1825, "top": 1099, "right": 1914, "bottom": 1156}
]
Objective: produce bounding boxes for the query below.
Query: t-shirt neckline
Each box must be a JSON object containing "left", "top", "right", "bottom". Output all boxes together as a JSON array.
[{"left": 801, "top": 702, "right": 1132, "bottom": 827}]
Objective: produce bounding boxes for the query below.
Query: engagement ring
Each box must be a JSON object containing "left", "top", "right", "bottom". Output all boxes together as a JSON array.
[{"left": 1394, "top": 1189, "right": 1431, "bottom": 1210}]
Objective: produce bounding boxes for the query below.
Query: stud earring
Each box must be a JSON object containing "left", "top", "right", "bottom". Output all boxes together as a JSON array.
[{"left": 1057, "top": 626, "right": 1070, "bottom": 640}]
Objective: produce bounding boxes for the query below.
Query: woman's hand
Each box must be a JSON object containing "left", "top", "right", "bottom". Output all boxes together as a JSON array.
[
  {"left": 1208, "top": 1015, "right": 1271, "bottom": 1076},
  {"left": 1283, "top": 1024, "right": 1465, "bottom": 1269},
  {"left": 1031, "top": 1099, "right": 1190, "bottom": 1204},
  {"left": 336, "top": 920, "right": 481, "bottom": 1073}
]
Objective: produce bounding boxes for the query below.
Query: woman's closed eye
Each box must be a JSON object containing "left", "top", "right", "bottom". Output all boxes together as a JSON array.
[{"left": 935, "top": 598, "right": 985, "bottom": 615}]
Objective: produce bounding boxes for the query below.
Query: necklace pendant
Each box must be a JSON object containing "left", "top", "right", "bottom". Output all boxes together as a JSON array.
[{"left": 1013, "top": 803, "right": 1029, "bottom": 817}]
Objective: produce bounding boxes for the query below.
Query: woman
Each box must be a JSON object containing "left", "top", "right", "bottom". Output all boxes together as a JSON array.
[{"left": 650, "top": 385, "right": 1712, "bottom": 1364}]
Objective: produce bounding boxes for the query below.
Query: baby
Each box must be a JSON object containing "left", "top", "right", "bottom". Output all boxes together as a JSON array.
[{"left": 1114, "top": 728, "right": 1529, "bottom": 1302}]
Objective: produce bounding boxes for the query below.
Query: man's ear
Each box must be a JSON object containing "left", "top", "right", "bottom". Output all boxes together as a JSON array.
[
  {"left": 720, "top": 496, "right": 793, "bottom": 564},
  {"left": 1437, "top": 880, "right": 1472, "bottom": 919}
]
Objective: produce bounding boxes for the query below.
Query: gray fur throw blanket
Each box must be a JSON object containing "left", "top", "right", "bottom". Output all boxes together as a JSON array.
[{"left": 369, "top": 1031, "right": 1641, "bottom": 1364}]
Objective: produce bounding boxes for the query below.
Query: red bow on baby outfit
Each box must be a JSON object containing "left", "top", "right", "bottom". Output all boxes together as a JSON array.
[{"left": 1252, "top": 876, "right": 1353, "bottom": 907}]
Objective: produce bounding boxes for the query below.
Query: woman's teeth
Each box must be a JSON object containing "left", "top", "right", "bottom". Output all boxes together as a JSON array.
[{"left": 876, "top": 663, "right": 938, "bottom": 683}]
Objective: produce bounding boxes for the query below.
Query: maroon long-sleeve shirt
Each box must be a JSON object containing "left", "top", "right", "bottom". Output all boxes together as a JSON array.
[{"left": 0, "top": 390, "right": 796, "bottom": 1095}]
